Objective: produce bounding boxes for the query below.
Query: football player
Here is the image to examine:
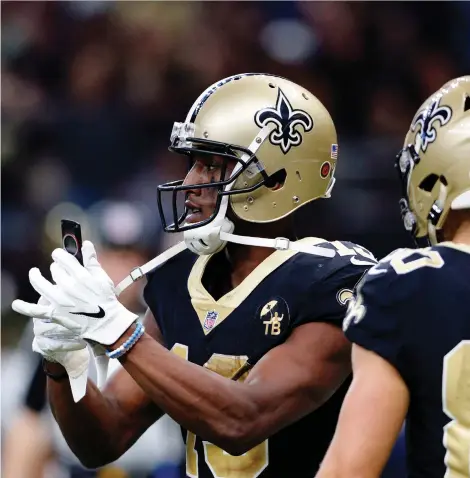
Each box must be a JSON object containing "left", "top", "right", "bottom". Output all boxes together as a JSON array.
[
  {"left": 12, "top": 74, "right": 377, "bottom": 477},
  {"left": 315, "top": 76, "right": 470, "bottom": 478}
]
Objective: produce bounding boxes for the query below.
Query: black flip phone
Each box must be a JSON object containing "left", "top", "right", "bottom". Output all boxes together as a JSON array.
[{"left": 61, "top": 219, "right": 84, "bottom": 265}]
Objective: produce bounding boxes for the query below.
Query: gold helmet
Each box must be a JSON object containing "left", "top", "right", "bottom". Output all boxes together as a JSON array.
[
  {"left": 396, "top": 76, "right": 470, "bottom": 246},
  {"left": 157, "top": 73, "right": 338, "bottom": 238}
]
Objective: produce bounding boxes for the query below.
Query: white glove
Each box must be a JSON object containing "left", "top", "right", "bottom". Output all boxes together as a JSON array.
[
  {"left": 31, "top": 297, "right": 90, "bottom": 403},
  {"left": 12, "top": 241, "right": 138, "bottom": 346}
]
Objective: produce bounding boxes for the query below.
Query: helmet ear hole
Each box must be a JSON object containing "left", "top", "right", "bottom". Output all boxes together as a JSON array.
[
  {"left": 418, "top": 174, "right": 439, "bottom": 192},
  {"left": 464, "top": 95, "right": 470, "bottom": 112},
  {"left": 264, "top": 168, "right": 287, "bottom": 190}
]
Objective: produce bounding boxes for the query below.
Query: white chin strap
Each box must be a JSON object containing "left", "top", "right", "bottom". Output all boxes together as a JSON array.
[
  {"left": 114, "top": 240, "right": 188, "bottom": 296},
  {"left": 427, "top": 182, "right": 448, "bottom": 245},
  {"left": 115, "top": 223, "right": 335, "bottom": 297}
]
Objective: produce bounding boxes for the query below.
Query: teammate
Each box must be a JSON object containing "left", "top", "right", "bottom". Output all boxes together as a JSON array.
[
  {"left": 12, "top": 74, "right": 376, "bottom": 478},
  {"left": 315, "top": 76, "right": 470, "bottom": 478}
]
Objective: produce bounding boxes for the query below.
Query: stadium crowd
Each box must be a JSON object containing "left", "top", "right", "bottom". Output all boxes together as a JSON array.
[{"left": 2, "top": 2, "right": 469, "bottom": 477}]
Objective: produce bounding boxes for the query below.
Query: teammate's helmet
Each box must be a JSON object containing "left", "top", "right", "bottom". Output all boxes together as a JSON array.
[
  {"left": 157, "top": 73, "right": 338, "bottom": 233},
  {"left": 396, "top": 76, "right": 470, "bottom": 246}
]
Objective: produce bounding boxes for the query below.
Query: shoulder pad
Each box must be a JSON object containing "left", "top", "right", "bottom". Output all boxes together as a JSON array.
[
  {"left": 356, "top": 246, "right": 445, "bottom": 304},
  {"left": 319, "top": 240, "right": 377, "bottom": 268}
]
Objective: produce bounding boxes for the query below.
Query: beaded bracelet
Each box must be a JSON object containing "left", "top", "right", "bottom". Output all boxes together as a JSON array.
[{"left": 106, "top": 322, "right": 145, "bottom": 359}]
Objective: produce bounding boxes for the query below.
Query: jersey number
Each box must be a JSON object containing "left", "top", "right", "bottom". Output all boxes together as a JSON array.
[
  {"left": 443, "top": 341, "right": 470, "bottom": 478},
  {"left": 330, "top": 241, "right": 377, "bottom": 266},
  {"left": 388, "top": 249, "right": 444, "bottom": 274},
  {"left": 171, "top": 343, "right": 269, "bottom": 478},
  {"left": 344, "top": 249, "right": 445, "bottom": 331}
]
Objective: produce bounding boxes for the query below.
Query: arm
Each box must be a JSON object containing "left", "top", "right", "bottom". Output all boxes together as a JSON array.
[
  {"left": 115, "top": 320, "right": 351, "bottom": 456},
  {"left": 3, "top": 408, "right": 54, "bottom": 478},
  {"left": 315, "top": 344, "right": 409, "bottom": 478},
  {"left": 3, "top": 358, "right": 52, "bottom": 478},
  {"left": 47, "top": 309, "right": 164, "bottom": 469}
]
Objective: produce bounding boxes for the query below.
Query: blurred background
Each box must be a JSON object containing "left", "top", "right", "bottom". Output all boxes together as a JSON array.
[{"left": 1, "top": 1, "right": 469, "bottom": 477}]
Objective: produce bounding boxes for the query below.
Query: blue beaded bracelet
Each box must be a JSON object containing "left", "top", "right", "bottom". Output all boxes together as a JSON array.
[{"left": 106, "top": 322, "right": 145, "bottom": 359}]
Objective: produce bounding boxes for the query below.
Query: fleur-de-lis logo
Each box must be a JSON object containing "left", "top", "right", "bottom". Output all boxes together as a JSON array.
[
  {"left": 411, "top": 99, "right": 452, "bottom": 153},
  {"left": 255, "top": 89, "right": 313, "bottom": 154}
]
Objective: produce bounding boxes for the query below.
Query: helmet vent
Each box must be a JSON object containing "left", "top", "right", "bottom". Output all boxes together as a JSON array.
[
  {"left": 418, "top": 174, "right": 439, "bottom": 192},
  {"left": 265, "top": 168, "right": 286, "bottom": 190},
  {"left": 464, "top": 95, "right": 470, "bottom": 112}
]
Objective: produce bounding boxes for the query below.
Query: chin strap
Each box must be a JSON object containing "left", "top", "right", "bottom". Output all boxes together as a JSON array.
[
  {"left": 427, "top": 182, "right": 448, "bottom": 246},
  {"left": 219, "top": 231, "right": 335, "bottom": 257},
  {"left": 115, "top": 241, "right": 188, "bottom": 296},
  {"left": 115, "top": 227, "right": 335, "bottom": 301}
]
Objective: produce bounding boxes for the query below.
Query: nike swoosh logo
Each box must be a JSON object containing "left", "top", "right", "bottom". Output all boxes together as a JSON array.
[{"left": 71, "top": 307, "right": 105, "bottom": 318}]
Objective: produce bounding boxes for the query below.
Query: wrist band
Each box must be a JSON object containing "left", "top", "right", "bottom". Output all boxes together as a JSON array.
[
  {"left": 106, "top": 322, "right": 145, "bottom": 359},
  {"left": 42, "top": 358, "right": 68, "bottom": 381}
]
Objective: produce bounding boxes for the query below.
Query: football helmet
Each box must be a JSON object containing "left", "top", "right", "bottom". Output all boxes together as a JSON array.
[
  {"left": 396, "top": 76, "right": 470, "bottom": 246},
  {"left": 157, "top": 73, "right": 338, "bottom": 255}
]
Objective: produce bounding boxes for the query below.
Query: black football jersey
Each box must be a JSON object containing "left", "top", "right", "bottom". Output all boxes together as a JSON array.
[
  {"left": 144, "top": 238, "right": 376, "bottom": 478},
  {"left": 344, "top": 243, "right": 470, "bottom": 478}
]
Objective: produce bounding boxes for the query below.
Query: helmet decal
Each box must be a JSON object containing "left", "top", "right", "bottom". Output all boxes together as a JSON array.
[
  {"left": 411, "top": 98, "right": 452, "bottom": 153},
  {"left": 255, "top": 89, "right": 313, "bottom": 154}
]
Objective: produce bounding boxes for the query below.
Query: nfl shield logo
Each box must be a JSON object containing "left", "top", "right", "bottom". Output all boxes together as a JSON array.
[{"left": 203, "top": 310, "right": 219, "bottom": 331}]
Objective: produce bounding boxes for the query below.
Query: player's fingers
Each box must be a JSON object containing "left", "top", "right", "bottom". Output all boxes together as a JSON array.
[
  {"left": 82, "top": 241, "right": 97, "bottom": 268},
  {"left": 83, "top": 241, "right": 115, "bottom": 289},
  {"left": 51, "top": 248, "right": 90, "bottom": 282},
  {"left": 50, "top": 263, "right": 90, "bottom": 303},
  {"left": 52, "top": 248, "right": 101, "bottom": 296},
  {"left": 29, "top": 268, "right": 74, "bottom": 307},
  {"left": 47, "top": 314, "right": 83, "bottom": 333},
  {"left": 12, "top": 299, "right": 51, "bottom": 319},
  {"left": 33, "top": 317, "right": 59, "bottom": 333},
  {"left": 38, "top": 296, "right": 51, "bottom": 306}
]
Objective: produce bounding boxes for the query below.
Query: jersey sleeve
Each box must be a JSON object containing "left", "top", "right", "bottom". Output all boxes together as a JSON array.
[
  {"left": 294, "top": 258, "right": 373, "bottom": 329},
  {"left": 343, "top": 251, "right": 422, "bottom": 381}
]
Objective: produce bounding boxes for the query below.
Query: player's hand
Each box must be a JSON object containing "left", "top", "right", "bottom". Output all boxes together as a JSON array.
[
  {"left": 31, "top": 297, "right": 90, "bottom": 402},
  {"left": 12, "top": 241, "right": 138, "bottom": 346}
]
